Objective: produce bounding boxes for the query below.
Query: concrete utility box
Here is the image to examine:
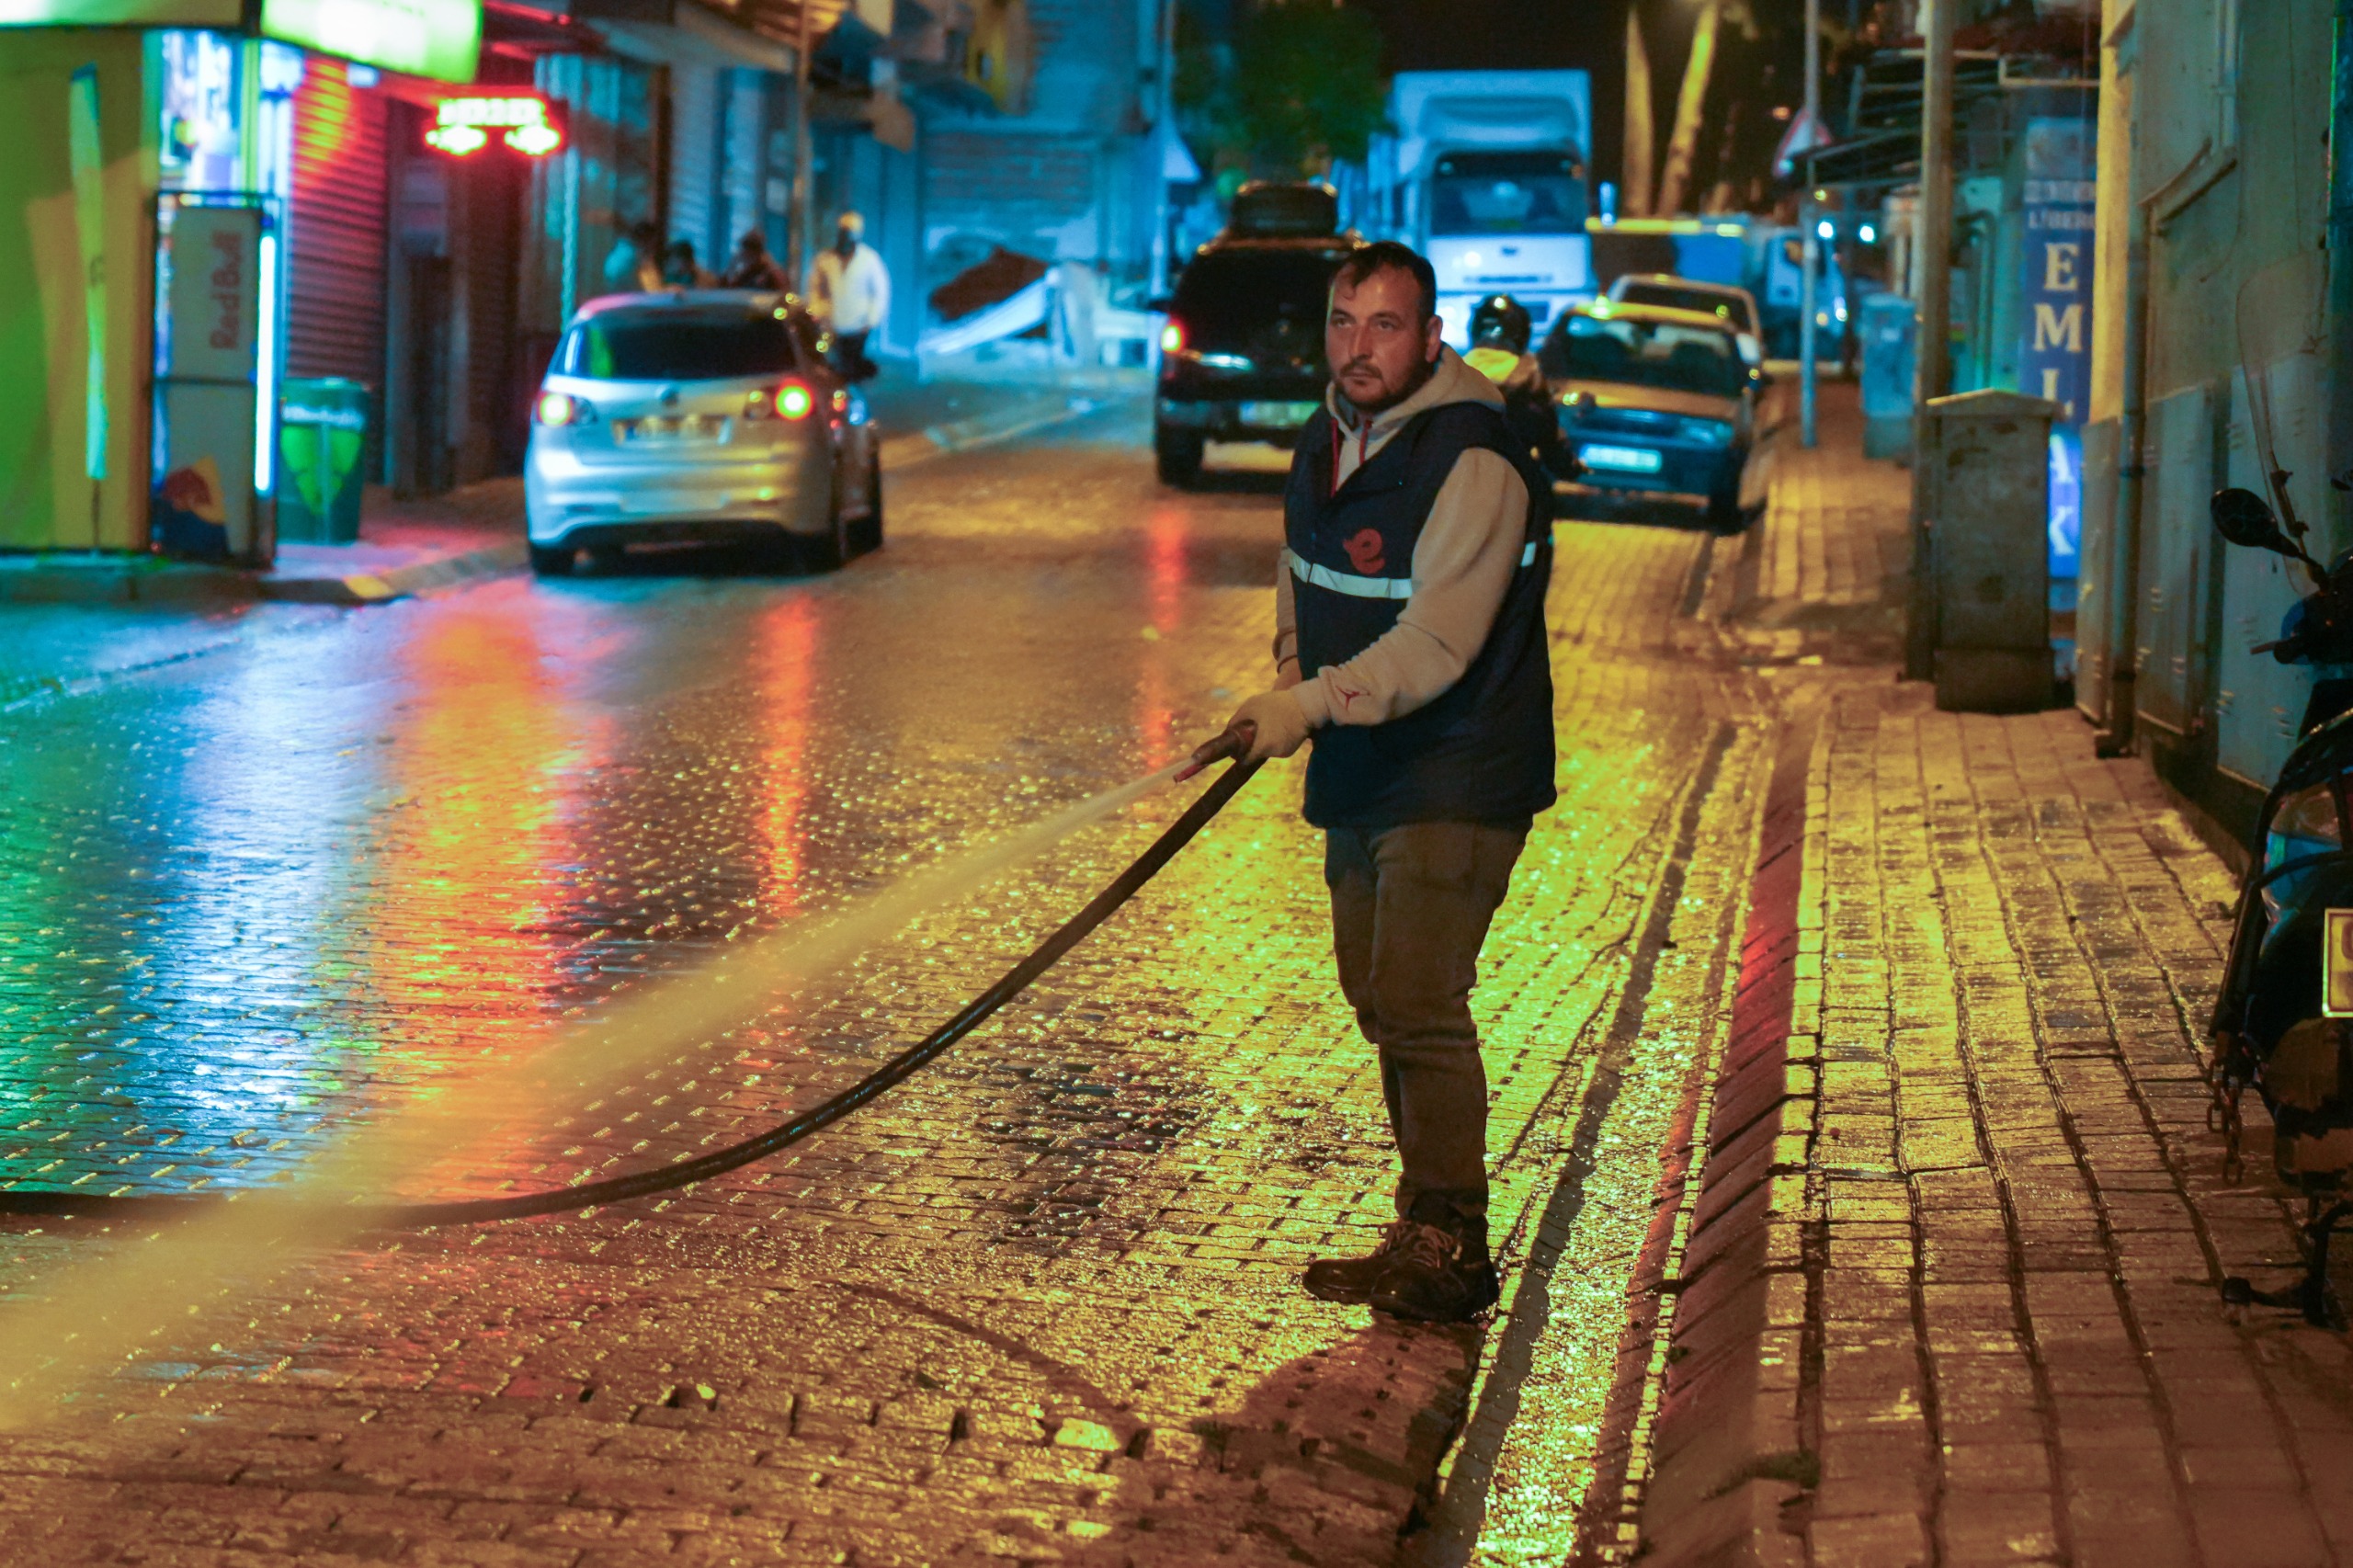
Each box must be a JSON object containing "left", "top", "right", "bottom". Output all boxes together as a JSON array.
[{"left": 1920, "top": 389, "right": 2059, "bottom": 712}]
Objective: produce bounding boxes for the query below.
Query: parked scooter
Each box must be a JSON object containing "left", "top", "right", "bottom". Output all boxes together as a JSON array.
[{"left": 2205, "top": 484, "right": 2353, "bottom": 1327}]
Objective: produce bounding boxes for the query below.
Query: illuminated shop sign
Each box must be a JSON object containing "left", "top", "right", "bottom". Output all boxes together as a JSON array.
[
  {"left": 425, "top": 94, "right": 564, "bottom": 157},
  {"left": 257, "top": 0, "right": 481, "bottom": 85},
  {"left": 0, "top": 0, "right": 239, "bottom": 22}
]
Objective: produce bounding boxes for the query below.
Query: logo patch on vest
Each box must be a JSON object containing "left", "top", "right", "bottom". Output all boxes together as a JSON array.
[{"left": 1343, "top": 528, "right": 1387, "bottom": 574}]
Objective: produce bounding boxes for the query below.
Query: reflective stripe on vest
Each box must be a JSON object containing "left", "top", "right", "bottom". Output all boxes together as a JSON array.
[{"left": 1286, "top": 542, "right": 1540, "bottom": 601}]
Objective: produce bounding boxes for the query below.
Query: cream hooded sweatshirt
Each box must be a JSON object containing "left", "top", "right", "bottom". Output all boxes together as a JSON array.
[{"left": 1275, "top": 346, "right": 1535, "bottom": 730}]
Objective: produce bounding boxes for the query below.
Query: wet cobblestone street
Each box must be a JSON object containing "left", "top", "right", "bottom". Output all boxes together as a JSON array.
[{"left": 0, "top": 408, "right": 1773, "bottom": 1565}]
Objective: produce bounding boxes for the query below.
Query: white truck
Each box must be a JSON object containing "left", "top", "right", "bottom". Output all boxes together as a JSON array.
[{"left": 1348, "top": 70, "right": 1596, "bottom": 347}]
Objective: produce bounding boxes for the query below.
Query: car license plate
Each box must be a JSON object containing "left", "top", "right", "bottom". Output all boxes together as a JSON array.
[
  {"left": 2325, "top": 910, "right": 2353, "bottom": 1017},
  {"left": 1580, "top": 444, "right": 1664, "bottom": 473},
  {"left": 620, "top": 415, "right": 723, "bottom": 443},
  {"left": 1242, "top": 401, "right": 1319, "bottom": 428}
]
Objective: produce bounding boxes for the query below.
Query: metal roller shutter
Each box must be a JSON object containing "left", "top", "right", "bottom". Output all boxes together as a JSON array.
[
  {"left": 287, "top": 60, "right": 390, "bottom": 389},
  {"left": 667, "top": 62, "right": 720, "bottom": 266}
]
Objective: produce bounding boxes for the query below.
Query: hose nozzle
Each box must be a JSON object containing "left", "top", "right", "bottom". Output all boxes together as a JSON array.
[{"left": 1175, "top": 722, "right": 1256, "bottom": 782}]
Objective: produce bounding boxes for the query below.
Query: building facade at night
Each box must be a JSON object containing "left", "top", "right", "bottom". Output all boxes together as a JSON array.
[
  {"left": 0, "top": 0, "right": 1141, "bottom": 556},
  {"left": 2072, "top": 0, "right": 2338, "bottom": 849}
]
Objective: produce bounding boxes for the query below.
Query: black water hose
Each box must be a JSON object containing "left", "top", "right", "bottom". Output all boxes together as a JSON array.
[{"left": 0, "top": 755, "right": 1263, "bottom": 1227}]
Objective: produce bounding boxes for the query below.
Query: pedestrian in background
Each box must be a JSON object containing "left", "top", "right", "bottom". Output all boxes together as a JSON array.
[
  {"left": 722, "top": 230, "right": 790, "bottom": 291},
  {"left": 1191, "top": 241, "right": 1555, "bottom": 1324},
  {"left": 603, "top": 220, "right": 664, "bottom": 292},
  {"left": 1463, "top": 292, "right": 1575, "bottom": 481},
  {"left": 810, "top": 211, "right": 890, "bottom": 381},
  {"left": 662, "top": 240, "right": 714, "bottom": 289}
]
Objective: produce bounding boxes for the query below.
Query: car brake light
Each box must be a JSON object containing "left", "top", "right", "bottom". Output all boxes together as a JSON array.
[
  {"left": 534, "top": 391, "right": 591, "bottom": 426},
  {"left": 745, "top": 381, "right": 815, "bottom": 421},
  {"left": 1159, "top": 320, "right": 1184, "bottom": 354}
]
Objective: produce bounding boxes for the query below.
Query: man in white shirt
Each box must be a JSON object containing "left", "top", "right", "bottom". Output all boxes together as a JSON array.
[{"left": 809, "top": 212, "right": 890, "bottom": 381}]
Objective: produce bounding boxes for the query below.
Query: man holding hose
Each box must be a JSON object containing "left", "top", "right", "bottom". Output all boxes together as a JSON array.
[{"left": 1189, "top": 241, "right": 1555, "bottom": 1323}]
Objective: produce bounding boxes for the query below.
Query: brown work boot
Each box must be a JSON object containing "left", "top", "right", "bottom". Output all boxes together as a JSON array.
[
  {"left": 1302, "top": 1221, "right": 1417, "bottom": 1304},
  {"left": 1369, "top": 1220, "right": 1500, "bottom": 1324}
]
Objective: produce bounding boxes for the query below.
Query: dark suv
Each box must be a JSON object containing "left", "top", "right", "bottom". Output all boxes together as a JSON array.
[{"left": 1153, "top": 234, "right": 1357, "bottom": 486}]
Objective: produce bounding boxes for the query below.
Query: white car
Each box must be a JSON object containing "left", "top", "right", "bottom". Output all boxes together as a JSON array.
[
  {"left": 1605, "top": 273, "right": 1767, "bottom": 368},
  {"left": 524, "top": 290, "right": 881, "bottom": 575}
]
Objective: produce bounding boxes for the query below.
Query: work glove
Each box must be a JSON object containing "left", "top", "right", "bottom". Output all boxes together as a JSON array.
[
  {"left": 1176, "top": 687, "right": 1314, "bottom": 779},
  {"left": 1231, "top": 687, "right": 1313, "bottom": 763}
]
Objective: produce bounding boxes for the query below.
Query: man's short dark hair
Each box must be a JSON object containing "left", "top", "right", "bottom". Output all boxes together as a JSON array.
[{"left": 1332, "top": 241, "right": 1438, "bottom": 323}]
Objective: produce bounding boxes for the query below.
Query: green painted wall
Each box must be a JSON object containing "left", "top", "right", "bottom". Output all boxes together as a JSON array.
[{"left": 0, "top": 31, "right": 153, "bottom": 551}]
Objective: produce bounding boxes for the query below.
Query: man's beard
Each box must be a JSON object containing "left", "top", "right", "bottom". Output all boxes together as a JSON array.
[{"left": 1336, "top": 355, "right": 1435, "bottom": 418}]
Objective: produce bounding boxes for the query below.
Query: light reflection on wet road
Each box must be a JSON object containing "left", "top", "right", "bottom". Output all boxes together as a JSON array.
[{"left": 0, "top": 414, "right": 1765, "bottom": 1564}]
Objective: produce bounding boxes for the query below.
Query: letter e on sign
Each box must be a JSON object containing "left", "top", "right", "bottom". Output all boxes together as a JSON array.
[
  {"left": 2325, "top": 909, "right": 2353, "bottom": 1017},
  {"left": 2043, "top": 242, "right": 2080, "bottom": 292}
]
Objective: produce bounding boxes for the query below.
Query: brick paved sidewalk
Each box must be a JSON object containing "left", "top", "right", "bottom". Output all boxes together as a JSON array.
[{"left": 1632, "top": 402, "right": 2353, "bottom": 1568}]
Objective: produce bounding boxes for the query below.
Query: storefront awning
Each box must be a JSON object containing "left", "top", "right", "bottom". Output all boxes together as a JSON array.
[
  {"left": 580, "top": 0, "right": 798, "bottom": 74},
  {"left": 1800, "top": 49, "right": 2011, "bottom": 191}
]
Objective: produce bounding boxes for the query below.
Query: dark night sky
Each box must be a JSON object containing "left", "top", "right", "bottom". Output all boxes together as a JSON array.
[{"left": 1348, "top": 0, "right": 1819, "bottom": 208}]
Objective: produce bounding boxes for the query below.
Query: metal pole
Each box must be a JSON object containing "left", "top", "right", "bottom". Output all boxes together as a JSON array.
[
  {"left": 1916, "top": 0, "right": 1956, "bottom": 403},
  {"left": 2094, "top": 206, "right": 2148, "bottom": 756},
  {"left": 2328, "top": 0, "right": 2353, "bottom": 545},
  {"left": 1904, "top": 0, "right": 1957, "bottom": 681},
  {"left": 560, "top": 139, "right": 581, "bottom": 326},
  {"left": 792, "top": 11, "right": 815, "bottom": 292},
  {"left": 1148, "top": 0, "right": 1176, "bottom": 300},
  {"left": 1799, "top": 0, "right": 1820, "bottom": 448}
]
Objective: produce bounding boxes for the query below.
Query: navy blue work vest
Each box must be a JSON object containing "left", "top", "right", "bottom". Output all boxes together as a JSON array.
[{"left": 1285, "top": 399, "right": 1557, "bottom": 828}]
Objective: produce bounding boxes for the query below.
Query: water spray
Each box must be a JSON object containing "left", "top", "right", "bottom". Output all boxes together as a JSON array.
[{"left": 0, "top": 735, "right": 1259, "bottom": 1425}]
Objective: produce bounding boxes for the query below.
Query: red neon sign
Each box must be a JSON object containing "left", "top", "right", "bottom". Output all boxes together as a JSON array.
[{"left": 426, "top": 94, "right": 564, "bottom": 157}]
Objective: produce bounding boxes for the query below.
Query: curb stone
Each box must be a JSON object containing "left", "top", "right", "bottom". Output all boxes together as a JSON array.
[
  {"left": 0, "top": 556, "right": 253, "bottom": 608},
  {"left": 258, "top": 537, "right": 529, "bottom": 605},
  {"left": 0, "top": 537, "right": 527, "bottom": 609},
  {"left": 1637, "top": 710, "right": 1824, "bottom": 1567}
]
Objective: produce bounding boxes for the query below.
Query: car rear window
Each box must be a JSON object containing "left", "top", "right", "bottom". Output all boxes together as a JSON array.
[
  {"left": 1617, "top": 283, "right": 1754, "bottom": 333},
  {"left": 558, "top": 312, "right": 803, "bottom": 381},
  {"left": 1229, "top": 184, "right": 1339, "bottom": 237},
  {"left": 1172, "top": 249, "right": 1349, "bottom": 339},
  {"left": 1552, "top": 313, "right": 1747, "bottom": 398}
]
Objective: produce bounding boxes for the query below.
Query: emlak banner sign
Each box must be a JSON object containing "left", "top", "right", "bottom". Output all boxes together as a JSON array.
[
  {"left": 260, "top": 0, "right": 481, "bottom": 85},
  {"left": 2020, "top": 117, "right": 2096, "bottom": 578},
  {"left": 2019, "top": 119, "right": 2096, "bottom": 423}
]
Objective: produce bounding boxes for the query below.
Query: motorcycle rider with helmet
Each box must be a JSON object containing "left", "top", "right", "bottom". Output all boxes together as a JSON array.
[{"left": 1462, "top": 294, "right": 1574, "bottom": 482}]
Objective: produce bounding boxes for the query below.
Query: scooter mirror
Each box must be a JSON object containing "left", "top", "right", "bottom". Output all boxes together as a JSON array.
[{"left": 2213, "top": 486, "right": 2293, "bottom": 553}]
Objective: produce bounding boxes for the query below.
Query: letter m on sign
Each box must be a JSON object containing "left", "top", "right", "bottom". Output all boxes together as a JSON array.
[{"left": 2033, "top": 302, "right": 2084, "bottom": 354}]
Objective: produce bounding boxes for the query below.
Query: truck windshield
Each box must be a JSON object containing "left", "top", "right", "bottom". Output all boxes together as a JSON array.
[
  {"left": 1431, "top": 153, "right": 1586, "bottom": 237},
  {"left": 1554, "top": 314, "right": 1746, "bottom": 398},
  {"left": 558, "top": 312, "right": 804, "bottom": 381}
]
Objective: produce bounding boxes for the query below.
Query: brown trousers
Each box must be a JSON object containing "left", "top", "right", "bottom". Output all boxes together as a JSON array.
[{"left": 1324, "top": 819, "right": 1529, "bottom": 1225}]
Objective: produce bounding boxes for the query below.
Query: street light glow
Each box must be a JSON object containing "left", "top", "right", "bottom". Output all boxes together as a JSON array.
[{"left": 1817, "top": 220, "right": 1835, "bottom": 241}]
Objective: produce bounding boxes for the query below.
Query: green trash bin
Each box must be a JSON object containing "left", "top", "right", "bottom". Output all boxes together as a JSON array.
[{"left": 278, "top": 378, "right": 370, "bottom": 544}]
